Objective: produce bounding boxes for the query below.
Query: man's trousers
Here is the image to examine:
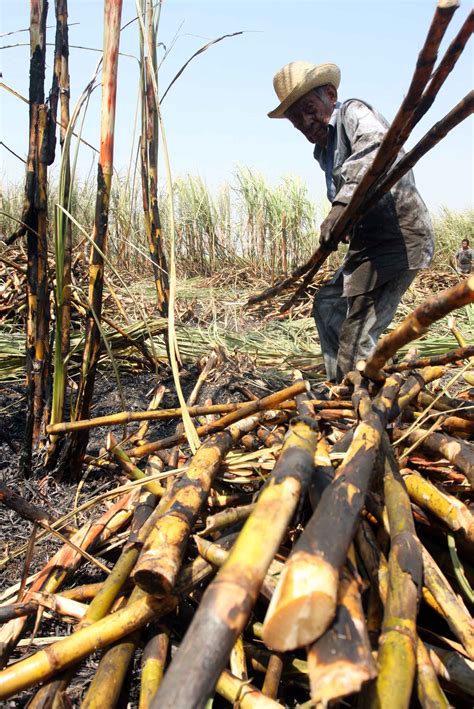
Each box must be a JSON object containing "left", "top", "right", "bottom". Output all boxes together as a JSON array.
[{"left": 313, "top": 268, "right": 418, "bottom": 382}]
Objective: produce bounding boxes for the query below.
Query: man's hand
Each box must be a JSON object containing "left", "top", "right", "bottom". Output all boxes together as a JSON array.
[{"left": 319, "top": 203, "right": 346, "bottom": 251}]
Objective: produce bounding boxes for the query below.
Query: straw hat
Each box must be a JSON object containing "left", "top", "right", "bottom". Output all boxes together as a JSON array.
[{"left": 268, "top": 61, "right": 341, "bottom": 119}]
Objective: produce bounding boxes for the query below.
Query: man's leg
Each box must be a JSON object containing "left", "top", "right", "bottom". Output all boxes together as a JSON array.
[
  {"left": 336, "top": 270, "right": 418, "bottom": 380},
  {"left": 312, "top": 268, "right": 347, "bottom": 381}
]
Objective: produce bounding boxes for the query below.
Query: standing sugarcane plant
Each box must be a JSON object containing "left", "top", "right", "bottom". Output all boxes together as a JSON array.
[
  {"left": 49, "top": 0, "right": 72, "bottom": 446},
  {"left": 20, "top": 0, "right": 50, "bottom": 473},
  {"left": 139, "top": 0, "right": 169, "bottom": 317},
  {"left": 70, "top": 0, "right": 124, "bottom": 468}
]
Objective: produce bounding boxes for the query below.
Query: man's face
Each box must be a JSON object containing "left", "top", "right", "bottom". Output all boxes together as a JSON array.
[
  {"left": 462, "top": 240, "right": 469, "bottom": 250},
  {"left": 285, "top": 89, "right": 334, "bottom": 146}
]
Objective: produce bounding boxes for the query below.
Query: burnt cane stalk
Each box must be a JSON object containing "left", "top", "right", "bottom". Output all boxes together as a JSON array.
[
  {"left": 307, "top": 548, "right": 377, "bottom": 704},
  {"left": 133, "top": 413, "right": 265, "bottom": 596},
  {"left": 0, "top": 593, "right": 176, "bottom": 701},
  {"left": 70, "top": 0, "right": 124, "bottom": 469},
  {"left": 261, "top": 374, "right": 402, "bottom": 651},
  {"left": 27, "top": 490, "right": 157, "bottom": 707},
  {"left": 139, "top": 0, "right": 169, "bottom": 316},
  {"left": 139, "top": 627, "right": 170, "bottom": 708},
  {"left": 49, "top": 0, "right": 72, "bottom": 439},
  {"left": 384, "top": 344, "right": 474, "bottom": 372},
  {"left": 371, "top": 438, "right": 422, "bottom": 709},
  {"left": 22, "top": 0, "right": 50, "bottom": 473},
  {"left": 393, "top": 426, "right": 474, "bottom": 486},
  {"left": 0, "top": 494, "right": 134, "bottom": 667},
  {"left": 151, "top": 415, "right": 319, "bottom": 708}
]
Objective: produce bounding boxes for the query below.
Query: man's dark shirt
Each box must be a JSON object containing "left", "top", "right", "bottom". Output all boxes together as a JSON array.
[{"left": 314, "top": 99, "right": 434, "bottom": 297}]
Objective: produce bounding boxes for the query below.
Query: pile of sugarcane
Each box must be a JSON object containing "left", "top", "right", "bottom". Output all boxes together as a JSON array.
[{"left": 0, "top": 277, "right": 473, "bottom": 707}]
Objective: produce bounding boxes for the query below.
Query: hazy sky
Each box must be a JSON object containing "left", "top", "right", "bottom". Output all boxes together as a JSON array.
[{"left": 1, "top": 0, "right": 473, "bottom": 214}]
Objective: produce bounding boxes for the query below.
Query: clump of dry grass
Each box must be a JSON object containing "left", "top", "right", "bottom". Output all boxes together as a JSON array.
[{"left": 3, "top": 175, "right": 471, "bottom": 283}]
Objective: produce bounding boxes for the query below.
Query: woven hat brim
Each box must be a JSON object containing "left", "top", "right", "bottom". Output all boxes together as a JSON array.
[{"left": 268, "top": 65, "right": 341, "bottom": 119}]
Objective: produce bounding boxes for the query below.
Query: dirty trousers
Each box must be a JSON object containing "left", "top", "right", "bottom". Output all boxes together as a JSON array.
[{"left": 313, "top": 268, "right": 418, "bottom": 382}]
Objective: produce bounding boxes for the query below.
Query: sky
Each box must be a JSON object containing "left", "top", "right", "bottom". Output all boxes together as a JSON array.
[{"left": 1, "top": 0, "right": 473, "bottom": 215}]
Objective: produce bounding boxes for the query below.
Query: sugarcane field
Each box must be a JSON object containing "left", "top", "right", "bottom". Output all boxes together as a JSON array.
[{"left": 0, "top": 0, "right": 474, "bottom": 706}]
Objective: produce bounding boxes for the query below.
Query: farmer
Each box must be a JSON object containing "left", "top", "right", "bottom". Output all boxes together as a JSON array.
[
  {"left": 268, "top": 61, "right": 434, "bottom": 382},
  {"left": 454, "top": 239, "right": 473, "bottom": 275}
]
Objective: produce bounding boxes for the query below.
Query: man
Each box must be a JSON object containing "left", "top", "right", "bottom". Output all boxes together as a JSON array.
[
  {"left": 455, "top": 239, "right": 473, "bottom": 275},
  {"left": 268, "top": 61, "right": 434, "bottom": 382}
]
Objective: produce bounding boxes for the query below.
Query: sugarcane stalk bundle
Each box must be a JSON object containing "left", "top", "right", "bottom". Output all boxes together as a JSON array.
[{"left": 0, "top": 295, "right": 473, "bottom": 706}]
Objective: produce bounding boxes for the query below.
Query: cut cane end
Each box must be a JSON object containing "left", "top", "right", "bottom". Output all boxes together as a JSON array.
[
  {"left": 356, "top": 360, "right": 366, "bottom": 373},
  {"left": 437, "top": 0, "right": 460, "bottom": 9},
  {"left": 262, "top": 591, "right": 336, "bottom": 651},
  {"left": 309, "top": 661, "right": 377, "bottom": 704},
  {"left": 133, "top": 568, "right": 172, "bottom": 597},
  {"left": 262, "top": 553, "right": 338, "bottom": 651}
]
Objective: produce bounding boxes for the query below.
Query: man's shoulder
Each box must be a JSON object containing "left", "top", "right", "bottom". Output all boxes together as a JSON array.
[
  {"left": 338, "top": 98, "right": 389, "bottom": 134},
  {"left": 341, "top": 98, "right": 372, "bottom": 114},
  {"left": 339, "top": 98, "right": 384, "bottom": 124}
]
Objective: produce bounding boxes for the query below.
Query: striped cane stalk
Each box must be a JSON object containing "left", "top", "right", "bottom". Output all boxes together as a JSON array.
[
  {"left": 70, "top": 0, "right": 124, "bottom": 468},
  {"left": 139, "top": 627, "right": 170, "bottom": 708},
  {"left": 49, "top": 0, "right": 73, "bottom": 440},
  {"left": 139, "top": 0, "right": 169, "bottom": 316},
  {"left": 307, "top": 548, "right": 377, "bottom": 704},
  {"left": 261, "top": 374, "right": 402, "bottom": 652},
  {"left": 371, "top": 439, "right": 422, "bottom": 709},
  {"left": 151, "top": 414, "right": 318, "bottom": 708},
  {"left": 132, "top": 413, "right": 264, "bottom": 595}
]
